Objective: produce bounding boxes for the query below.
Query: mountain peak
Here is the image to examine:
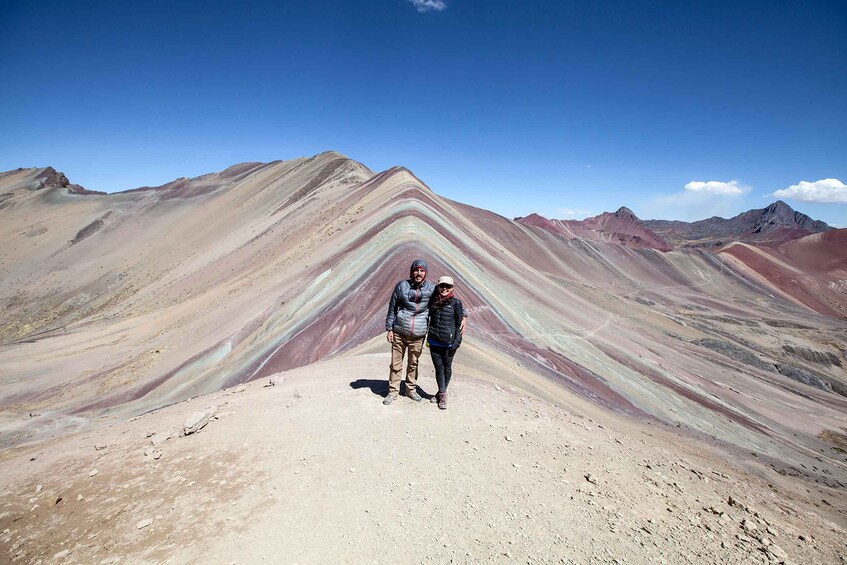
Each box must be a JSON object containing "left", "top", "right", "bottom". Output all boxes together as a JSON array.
[
  {"left": 763, "top": 200, "right": 795, "bottom": 218},
  {"left": 614, "top": 206, "right": 637, "bottom": 219},
  {"left": 36, "top": 166, "right": 71, "bottom": 189},
  {"left": 756, "top": 200, "right": 831, "bottom": 233}
]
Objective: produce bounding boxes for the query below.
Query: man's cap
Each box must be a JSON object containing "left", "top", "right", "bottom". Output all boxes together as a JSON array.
[{"left": 437, "top": 276, "right": 454, "bottom": 287}]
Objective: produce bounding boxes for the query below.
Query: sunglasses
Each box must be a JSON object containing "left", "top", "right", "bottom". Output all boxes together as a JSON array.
[{"left": 438, "top": 284, "right": 453, "bottom": 290}]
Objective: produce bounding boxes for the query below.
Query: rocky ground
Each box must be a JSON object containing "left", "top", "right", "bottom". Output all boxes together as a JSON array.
[{"left": 1, "top": 353, "right": 845, "bottom": 564}]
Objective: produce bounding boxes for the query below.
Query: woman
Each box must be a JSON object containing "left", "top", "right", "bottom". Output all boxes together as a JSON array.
[{"left": 427, "top": 275, "right": 466, "bottom": 410}]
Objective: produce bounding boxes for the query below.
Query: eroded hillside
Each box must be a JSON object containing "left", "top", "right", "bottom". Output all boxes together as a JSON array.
[{"left": 0, "top": 153, "right": 845, "bottom": 492}]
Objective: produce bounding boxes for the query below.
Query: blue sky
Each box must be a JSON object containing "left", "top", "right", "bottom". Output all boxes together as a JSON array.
[{"left": 1, "top": 0, "right": 845, "bottom": 225}]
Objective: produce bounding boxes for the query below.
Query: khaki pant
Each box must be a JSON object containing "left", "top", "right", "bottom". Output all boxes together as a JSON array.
[{"left": 388, "top": 333, "right": 425, "bottom": 396}]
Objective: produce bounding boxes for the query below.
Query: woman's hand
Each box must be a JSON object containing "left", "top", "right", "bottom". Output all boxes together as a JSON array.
[{"left": 386, "top": 330, "right": 394, "bottom": 342}]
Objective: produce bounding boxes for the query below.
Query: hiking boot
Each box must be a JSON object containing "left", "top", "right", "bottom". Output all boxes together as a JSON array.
[
  {"left": 407, "top": 391, "right": 423, "bottom": 402},
  {"left": 383, "top": 394, "right": 398, "bottom": 405},
  {"left": 430, "top": 393, "right": 439, "bottom": 403},
  {"left": 438, "top": 391, "right": 447, "bottom": 410}
]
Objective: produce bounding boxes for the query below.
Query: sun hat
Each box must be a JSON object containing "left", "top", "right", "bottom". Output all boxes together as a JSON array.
[{"left": 437, "top": 276, "right": 454, "bottom": 287}]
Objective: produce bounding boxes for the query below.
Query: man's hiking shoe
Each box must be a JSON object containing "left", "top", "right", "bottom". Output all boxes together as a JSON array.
[
  {"left": 430, "top": 394, "right": 439, "bottom": 403},
  {"left": 407, "top": 391, "right": 423, "bottom": 402},
  {"left": 438, "top": 392, "right": 447, "bottom": 410},
  {"left": 383, "top": 394, "right": 397, "bottom": 405}
]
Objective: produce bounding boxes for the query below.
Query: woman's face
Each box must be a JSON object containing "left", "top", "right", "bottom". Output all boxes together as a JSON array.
[{"left": 438, "top": 284, "right": 453, "bottom": 295}]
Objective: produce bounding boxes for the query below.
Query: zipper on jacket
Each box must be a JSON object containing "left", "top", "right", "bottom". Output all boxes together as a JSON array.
[{"left": 411, "top": 287, "right": 420, "bottom": 334}]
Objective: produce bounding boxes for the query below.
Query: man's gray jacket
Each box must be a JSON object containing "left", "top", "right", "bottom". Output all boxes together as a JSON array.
[{"left": 385, "top": 279, "right": 436, "bottom": 338}]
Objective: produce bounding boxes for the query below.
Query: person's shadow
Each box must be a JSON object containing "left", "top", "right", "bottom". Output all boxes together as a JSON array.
[
  {"left": 349, "top": 379, "right": 435, "bottom": 400},
  {"left": 349, "top": 379, "right": 387, "bottom": 397}
]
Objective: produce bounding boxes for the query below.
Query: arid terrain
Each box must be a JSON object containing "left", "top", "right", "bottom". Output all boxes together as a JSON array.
[{"left": 0, "top": 152, "right": 845, "bottom": 563}]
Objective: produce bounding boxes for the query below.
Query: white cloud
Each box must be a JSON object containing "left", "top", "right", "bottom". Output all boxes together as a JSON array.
[
  {"left": 684, "top": 180, "right": 744, "bottom": 195},
  {"left": 649, "top": 179, "right": 751, "bottom": 221},
  {"left": 407, "top": 0, "right": 447, "bottom": 12},
  {"left": 768, "top": 178, "right": 847, "bottom": 203},
  {"left": 556, "top": 207, "right": 591, "bottom": 219}
]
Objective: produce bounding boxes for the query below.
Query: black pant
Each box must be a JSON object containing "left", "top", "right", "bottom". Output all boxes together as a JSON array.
[{"left": 430, "top": 346, "right": 455, "bottom": 393}]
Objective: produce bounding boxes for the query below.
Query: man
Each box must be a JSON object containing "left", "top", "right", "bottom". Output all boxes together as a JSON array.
[{"left": 384, "top": 259, "right": 436, "bottom": 404}]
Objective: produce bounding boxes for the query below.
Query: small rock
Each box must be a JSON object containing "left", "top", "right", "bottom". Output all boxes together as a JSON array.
[
  {"left": 151, "top": 429, "right": 176, "bottom": 446},
  {"left": 89, "top": 469, "right": 98, "bottom": 477},
  {"left": 505, "top": 436, "right": 513, "bottom": 442},
  {"left": 183, "top": 406, "right": 217, "bottom": 436},
  {"left": 728, "top": 496, "right": 748, "bottom": 512},
  {"left": 741, "top": 518, "right": 758, "bottom": 534},
  {"left": 53, "top": 549, "right": 70, "bottom": 559},
  {"left": 585, "top": 473, "right": 597, "bottom": 485},
  {"left": 234, "top": 385, "right": 247, "bottom": 393},
  {"left": 94, "top": 444, "right": 107, "bottom": 451},
  {"left": 35, "top": 484, "right": 43, "bottom": 493},
  {"left": 144, "top": 447, "right": 154, "bottom": 457},
  {"left": 153, "top": 450, "right": 163, "bottom": 460},
  {"left": 766, "top": 543, "right": 787, "bottom": 561},
  {"left": 76, "top": 494, "right": 84, "bottom": 501},
  {"left": 136, "top": 519, "right": 152, "bottom": 530}
]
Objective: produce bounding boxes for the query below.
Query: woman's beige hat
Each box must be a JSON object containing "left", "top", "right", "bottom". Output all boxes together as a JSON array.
[{"left": 437, "top": 276, "right": 454, "bottom": 286}]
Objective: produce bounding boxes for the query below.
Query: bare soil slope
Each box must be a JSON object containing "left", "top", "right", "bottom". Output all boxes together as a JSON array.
[
  {"left": 2, "top": 353, "right": 845, "bottom": 564},
  {"left": 718, "top": 230, "right": 847, "bottom": 319}
]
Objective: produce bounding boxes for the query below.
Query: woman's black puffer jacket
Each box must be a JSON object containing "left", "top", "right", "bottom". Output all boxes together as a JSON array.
[{"left": 427, "top": 297, "right": 465, "bottom": 349}]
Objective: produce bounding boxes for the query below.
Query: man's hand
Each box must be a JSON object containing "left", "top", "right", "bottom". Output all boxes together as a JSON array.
[
  {"left": 460, "top": 317, "right": 467, "bottom": 334},
  {"left": 386, "top": 330, "right": 394, "bottom": 343}
]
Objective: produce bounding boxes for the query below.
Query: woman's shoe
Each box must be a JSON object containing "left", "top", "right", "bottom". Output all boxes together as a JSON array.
[{"left": 437, "top": 391, "right": 447, "bottom": 410}]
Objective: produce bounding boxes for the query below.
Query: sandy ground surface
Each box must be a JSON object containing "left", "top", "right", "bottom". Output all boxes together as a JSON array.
[{"left": 2, "top": 353, "right": 845, "bottom": 564}]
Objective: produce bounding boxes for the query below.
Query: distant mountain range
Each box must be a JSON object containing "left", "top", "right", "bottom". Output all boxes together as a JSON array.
[{"left": 517, "top": 200, "right": 832, "bottom": 251}]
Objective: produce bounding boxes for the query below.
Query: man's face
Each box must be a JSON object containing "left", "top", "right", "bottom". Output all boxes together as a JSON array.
[{"left": 412, "top": 267, "right": 426, "bottom": 283}]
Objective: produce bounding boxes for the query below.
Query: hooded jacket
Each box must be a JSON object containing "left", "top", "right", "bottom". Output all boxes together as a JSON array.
[{"left": 385, "top": 260, "right": 436, "bottom": 338}]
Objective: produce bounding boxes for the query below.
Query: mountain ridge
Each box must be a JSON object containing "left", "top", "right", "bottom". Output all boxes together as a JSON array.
[
  {"left": 518, "top": 200, "right": 832, "bottom": 251},
  {"left": 0, "top": 152, "right": 845, "bottom": 491},
  {"left": 644, "top": 200, "right": 832, "bottom": 247},
  {"left": 13, "top": 161, "right": 832, "bottom": 251}
]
